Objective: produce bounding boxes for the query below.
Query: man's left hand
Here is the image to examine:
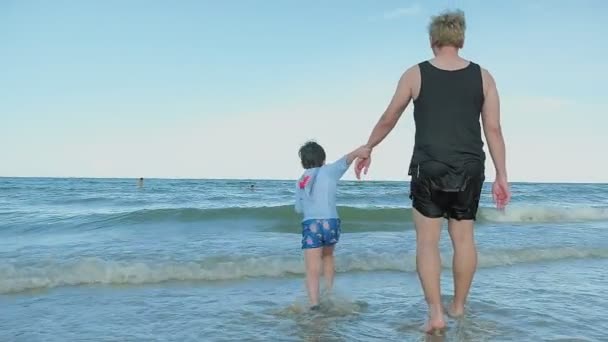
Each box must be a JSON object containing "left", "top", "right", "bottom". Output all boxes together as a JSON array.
[{"left": 355, "top": 156, "right": 371, "bottom": 180}]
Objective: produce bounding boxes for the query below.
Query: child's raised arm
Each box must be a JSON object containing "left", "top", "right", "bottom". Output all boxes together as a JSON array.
[{"left": 325, "top": 146, "right": 371, "bottom": 180}]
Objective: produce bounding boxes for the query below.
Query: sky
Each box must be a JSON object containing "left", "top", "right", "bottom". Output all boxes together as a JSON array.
[{"left": 1, "top": 0, "right": 607, "bottom": 182}]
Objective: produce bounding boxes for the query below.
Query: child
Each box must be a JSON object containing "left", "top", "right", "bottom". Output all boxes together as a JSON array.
[{"left": 295, "top": 141, "right": 370, "bottom": 310}]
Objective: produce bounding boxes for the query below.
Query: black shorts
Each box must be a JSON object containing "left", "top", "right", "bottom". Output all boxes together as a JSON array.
[{"left": 409, "top": 162, "right": 484, "bottom": 221}]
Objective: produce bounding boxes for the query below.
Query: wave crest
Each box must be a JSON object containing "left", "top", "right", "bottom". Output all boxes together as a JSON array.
[
  {"left": 87, "top": 205, "right": 608, "bottom": 230},
  {"left": 1, "top": 247, "right": 606, "bottom": 294}
]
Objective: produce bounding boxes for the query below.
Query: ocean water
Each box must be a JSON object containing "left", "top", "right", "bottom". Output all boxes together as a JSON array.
[{"left": 1, "top": 178, "right": 607, "bottom": 342}]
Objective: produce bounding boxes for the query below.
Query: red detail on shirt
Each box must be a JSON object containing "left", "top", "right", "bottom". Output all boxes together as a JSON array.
[{"left": 299, "top": 175, "right": 311, "bottom": 189}]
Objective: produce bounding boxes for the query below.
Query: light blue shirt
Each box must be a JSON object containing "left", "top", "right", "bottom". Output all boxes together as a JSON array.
[{"left": 295, "top": 156, "right": 349, "bottom": 221}]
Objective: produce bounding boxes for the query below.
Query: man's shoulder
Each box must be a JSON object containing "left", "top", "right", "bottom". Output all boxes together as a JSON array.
[
  {"left": 471, "top": 62, "right": 491, "bottom": 77},
  {"left": 411, "top": 62, "right": 427, "bottom": 72},
  {"left": 479, "top": 66, "right": 495, "bottom": 89},
  {"left": 400, "top": 64, "right": 422, "bottom": 83}
]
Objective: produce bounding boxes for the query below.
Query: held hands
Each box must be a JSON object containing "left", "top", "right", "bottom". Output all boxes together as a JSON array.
[
  {"left": 492, "top": 175, "right": 511, "bottom": 210},
  {"left": 357, "top": 145, "right": 372, "bottom": 159},
  {"left": 354, "top": 146, "right": 372, "bottom": 180}
]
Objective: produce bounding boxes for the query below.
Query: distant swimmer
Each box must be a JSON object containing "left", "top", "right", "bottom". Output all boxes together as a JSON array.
[
  {"left": 249, "top": 184, "right": 255, "bottom": 191},
  {"left": 138, "top": 177, "right": 144, "bottom": 188}
]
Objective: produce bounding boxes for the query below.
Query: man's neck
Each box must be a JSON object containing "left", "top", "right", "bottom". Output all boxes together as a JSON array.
[
  {"left": 430, "top": 46, "right": 468, "bottom": 70},
  {"left": 432, "top": 46, "right": 460, "bottom": 59}
]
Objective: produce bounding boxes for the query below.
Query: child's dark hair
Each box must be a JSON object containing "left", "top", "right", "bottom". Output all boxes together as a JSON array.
[{"left": 299, "top": 141, "right": 326, "bottom": 169}]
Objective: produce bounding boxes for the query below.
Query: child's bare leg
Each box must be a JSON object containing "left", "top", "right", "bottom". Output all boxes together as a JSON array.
[
  {"left": 322, "top": 245, "right": 335, "bottom": 292},
  {"left": 304, "top": 247, "right": 323, "bottom": 307}
]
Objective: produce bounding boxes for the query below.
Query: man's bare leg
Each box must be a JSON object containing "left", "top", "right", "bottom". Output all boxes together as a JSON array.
[
  {"left": 321, "top": 246, "right": 335, "bottom": 293},
  {"left": 447, "top": 218, "right": 477, "bottom": 317},
  {"left": 413, "top": 208, "right": 446, "bottom": 333},
  {"left": 304, "top": 248, "right": 323, "bottom": 308}
]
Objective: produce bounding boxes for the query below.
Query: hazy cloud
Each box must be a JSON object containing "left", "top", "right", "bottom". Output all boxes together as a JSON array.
[{"left": 382, "top": 4, "right": 422, "bottom": 20}]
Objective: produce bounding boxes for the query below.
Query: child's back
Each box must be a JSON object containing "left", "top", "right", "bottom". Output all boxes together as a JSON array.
[
  {"left": 294, "top": 141, "right": 370, "bottom": 309},
  {"left": 295, "top": 157, "right": 348, "bottom": 221}
]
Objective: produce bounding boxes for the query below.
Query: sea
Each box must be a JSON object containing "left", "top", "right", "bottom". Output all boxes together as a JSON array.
[{"left": 1, "top": 177, "right": 607, "bottom": 342}]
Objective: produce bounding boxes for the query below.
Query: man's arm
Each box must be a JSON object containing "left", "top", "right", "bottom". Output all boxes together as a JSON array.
[
  {"left": 481, "top": 69, "right": 507, "bottom": 179},
  {"left": 364, "top": 66, "right": 416, "bottom": 149}
]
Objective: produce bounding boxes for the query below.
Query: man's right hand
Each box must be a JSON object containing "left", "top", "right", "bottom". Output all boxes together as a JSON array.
[
  {"left": 355, "top": 156, "right": 371, "bottom": 180},
  {"left": 492, "top": 175, "right": 511, "bottom": 210}
]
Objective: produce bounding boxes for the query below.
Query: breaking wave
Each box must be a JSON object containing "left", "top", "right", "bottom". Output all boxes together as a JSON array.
[{"left": 2, "top": 246, "right": 606, "bottom": 294}]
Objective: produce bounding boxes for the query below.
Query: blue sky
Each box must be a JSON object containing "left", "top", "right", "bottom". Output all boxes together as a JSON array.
[{"left": 1, "top": 0, "right": 607, "bottom": 182}]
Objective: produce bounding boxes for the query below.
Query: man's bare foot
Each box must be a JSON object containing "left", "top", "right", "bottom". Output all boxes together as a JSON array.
[
  {"left": 446, "top": 303, "right": 465, "bottom": 318},
  {"left": 421, "top": 304, "right": 447, "bottom": 334},
  {"left": 422, "top": 317, "right": 446, "bottom": 335}
]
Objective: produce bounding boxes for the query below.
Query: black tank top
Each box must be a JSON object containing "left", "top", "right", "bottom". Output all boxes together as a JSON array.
[{"left": 409, "top": 61, "right": 485, "bottom": 179}]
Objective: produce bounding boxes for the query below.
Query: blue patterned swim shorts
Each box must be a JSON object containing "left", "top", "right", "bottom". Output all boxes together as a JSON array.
[{"left": 301, "top": 218, "right": 341, "bottom": 249}]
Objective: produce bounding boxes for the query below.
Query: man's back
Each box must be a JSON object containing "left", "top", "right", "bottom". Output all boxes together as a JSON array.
[
  {"left": 411, "top": 59, "right": 485, "bottom": 170},
  {"left": 354, "top": 10, "right": 510, "bottom": 333}
]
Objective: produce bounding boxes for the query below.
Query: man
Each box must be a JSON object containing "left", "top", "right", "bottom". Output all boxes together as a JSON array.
[{"left": 354, "top": 10, "right": 511, "bottom": 334}]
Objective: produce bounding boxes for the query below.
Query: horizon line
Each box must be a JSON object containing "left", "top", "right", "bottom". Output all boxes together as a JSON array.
[{"left": 0, "top": 176, "right": 606, "bottom": 185}]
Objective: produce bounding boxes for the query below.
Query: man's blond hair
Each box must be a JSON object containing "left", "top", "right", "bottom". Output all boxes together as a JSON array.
[{"left": 428, "top": 10, "right": 466, "bottom": 48}]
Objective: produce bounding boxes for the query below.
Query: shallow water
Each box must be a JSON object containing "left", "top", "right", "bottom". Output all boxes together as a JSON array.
[{"left": 1, "top": 178, "right": 607, "bottom": 341}]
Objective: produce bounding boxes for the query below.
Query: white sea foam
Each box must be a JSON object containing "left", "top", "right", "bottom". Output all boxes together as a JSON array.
[
  {"left": 479, "top": 206, "right": 608, "bottom": 223},
  {"left": 1, "top": 247, "right": 606, "bottom": 294}
]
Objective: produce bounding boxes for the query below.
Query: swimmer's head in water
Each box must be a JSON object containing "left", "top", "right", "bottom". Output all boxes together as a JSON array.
[
  {"left": 428, "top": 9, "right": 466, "bottom": 49},
  {"left": 298, "top": 141, "right": 326, "bottom": 169}
]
